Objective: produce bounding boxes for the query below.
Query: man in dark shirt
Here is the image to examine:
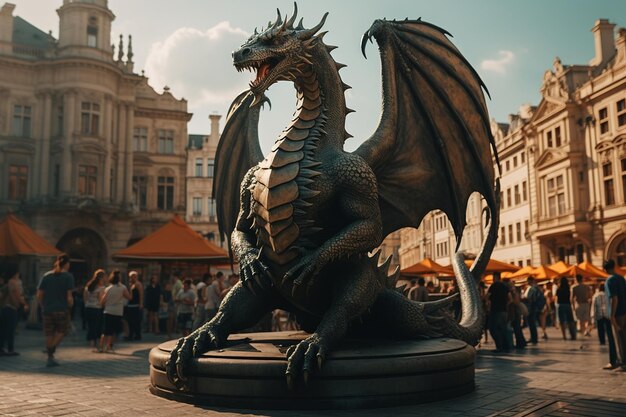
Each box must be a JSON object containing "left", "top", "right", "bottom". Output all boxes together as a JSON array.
[
  {"left": 37, "top": 254, "right": 74, "bottom": 367},
  {"left": 488, "top": 272, "right": 512, "bottom": 352},
  {"left": 605, "top": 259, "right": 626, "bottom": 372}
]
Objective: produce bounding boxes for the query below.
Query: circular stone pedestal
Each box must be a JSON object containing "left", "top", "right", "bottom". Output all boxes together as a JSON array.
[{"left": 149, "top": 331, "right": 475, "bottom": 410}]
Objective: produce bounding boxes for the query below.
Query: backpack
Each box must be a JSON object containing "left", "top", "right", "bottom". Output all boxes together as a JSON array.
[{"left": 529, "top": 286, "right": 546, "bottom": 312}]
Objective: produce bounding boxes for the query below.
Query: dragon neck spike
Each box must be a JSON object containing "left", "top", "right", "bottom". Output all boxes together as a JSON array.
[
  {"left": 296, "top": 17, "right": 304, "bottom": 30},
  {"left": 286, "top": 2, "right": 298, "bottom": 29},
  {"left": 274, "top": 9, "right": 283, "bottom": 27},
  {"left": 297, "top": 12, "right": 329, "bottom": 40}
]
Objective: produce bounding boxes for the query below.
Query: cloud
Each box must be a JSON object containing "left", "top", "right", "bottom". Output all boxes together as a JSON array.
[
  {"left": 144, "top": 21, "right": 251, "bottom": 108},
  {"left": 481, "top": 50, "right": 515, "bottom": 74}
]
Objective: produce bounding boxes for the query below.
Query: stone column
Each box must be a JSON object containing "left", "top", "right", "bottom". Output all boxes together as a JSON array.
[
  {"left": 124, "top": 102, "right": 134, "bottom": 205},
  {"left": 115, "top": 103, "right": 126, "bottom": 203},
  {"left": 61, "top": 91, "right": 76, "bottom": 198},
  {"left": 103, "top": 95, "right": 113, "bottom": 202},
  {"left": 39, "top": 92, "right": 52, "bottom": 197}
]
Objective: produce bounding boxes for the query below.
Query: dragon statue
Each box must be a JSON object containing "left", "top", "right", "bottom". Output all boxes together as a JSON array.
[{"left": 167, "top": 4, "right": 500, "bottom": 390}]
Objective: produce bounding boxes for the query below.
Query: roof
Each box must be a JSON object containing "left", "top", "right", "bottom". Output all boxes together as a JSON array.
[
  {"left": 188, "top": 134, "right": 205, "bottom": 149},
  {"left": 112, "top": 215, "right": 229, "bottom": 262},
  {"left": 401, "top": 258, "right": 453, "bottom": 276},
  {"left": 12, "top": 16, "right": 55, "bottom": 49},
  {"left": 0, "top": 213, "right": 61, "bottom": 257}
]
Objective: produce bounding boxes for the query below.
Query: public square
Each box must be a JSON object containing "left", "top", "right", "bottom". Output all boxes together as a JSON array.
[{"left": 1, "top": 322, "right": 626, "bottom": 417}]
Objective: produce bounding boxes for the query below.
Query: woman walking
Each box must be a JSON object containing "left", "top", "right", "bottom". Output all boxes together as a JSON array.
[
  {"left": 556, "top": 277, "right": 576, "bottom": 340},
  {"left": 99, "top": 270, "right": 130, "bottom": 353},
  {"left": 83, "top": 269, "right": 105, "bottom": 350}
]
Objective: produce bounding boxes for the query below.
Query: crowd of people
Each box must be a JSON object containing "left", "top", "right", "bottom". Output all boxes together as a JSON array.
[
  {"left": 482, "top": 259, "right": 626, "bottom": 372},
  {"left": 0, "top": 253, "right": 242, "bottom": 366}
]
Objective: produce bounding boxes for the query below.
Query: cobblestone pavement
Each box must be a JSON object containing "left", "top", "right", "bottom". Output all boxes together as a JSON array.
[{"left": 1, "top": 321, "right": 625, "bottom": 416}]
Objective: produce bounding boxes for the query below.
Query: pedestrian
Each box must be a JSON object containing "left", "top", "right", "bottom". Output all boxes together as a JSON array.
[
  {"left": 176, "top": 279, "right": 196, "bottom": 337},
  {"left": 571, "top": 274, "right": 591, "bottom": 337},
  {"left": 604, "top": 259, "right": 626, "bottom": 372},
  {"left": 0, "top": 265, "right": 29, "bottom": 356},
  {"left": 556, "top": 276, "right": 576, "bottom": 340},
  {"left": 192, "top": 273, "right": 211, "bottom": 331},
  {"left": 509, "top": 288, "right": 527, "bottom": 350},
  {"left": 37, "top": 253, "right": 74, "bottom": 367},
  {"left": 160, "top": 282, "right": 175, "bottom": 338},
  {"left": 525, "top": 277, "right": 546, "bottom": 345},
  {"left": 488, "top": 272, "right": 512, "bottom": 352},
  {"left": 99, "top": 270, "right": 131, "bottom": 353},
  {"left": 144, "top": 274, "right": 161, "bottom": 334},
  {"left": 409, "top": 277, "right": 429, "bottom": 302},
  {"left": 125, "top": 271, "right": 143, "bottom": 341},
  {"left": 591, "top": 282, "right": 617, "bottom": 370},
  {"left": 83, "top": 269, "right": 105, "bottom": 350}
]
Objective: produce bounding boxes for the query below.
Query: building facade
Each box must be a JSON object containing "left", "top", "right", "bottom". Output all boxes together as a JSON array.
[
  {"left": 0, "top": 0, "right": 191, "bottom": 287},
  {"left": 186, "top": 114, "right": 226, "bottom": 250},
  {"left": 398, "top": 19, "right": 626, "bottom": 270}
]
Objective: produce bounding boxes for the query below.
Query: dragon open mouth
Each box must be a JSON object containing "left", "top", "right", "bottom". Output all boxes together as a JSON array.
[{"left": 236, "top": 57, "right": 282, "bottom": 89}]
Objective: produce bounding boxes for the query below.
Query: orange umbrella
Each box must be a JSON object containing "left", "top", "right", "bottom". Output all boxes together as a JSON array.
[
  {"left": 563, "top": 263, "right": 609, "bottom": 279},
  {"left": 113, "top": 215, "right": 229, "bottom": 262},
  {"left": 401, "top": 258, "right": 453, "bottom": 276},
  {"left": 508, "top": 265, "right": 535, "bottom": 279},
  {"left": 549, "top": 261, "right": 571, "bottom": 274},
  {"left": 0, "top": 213, "right": 61, "bottom": 256},
  {"left": 483, "top": 271, "right": 514, "bottom": 284},
  {"left": 530, "top": 265, "right": 560, "bottom": 280},
  {"left": 464, "top": 258, "right": 520, "bottom": 274}
]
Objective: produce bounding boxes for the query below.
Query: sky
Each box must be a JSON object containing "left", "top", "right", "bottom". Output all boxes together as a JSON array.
[{"left": 9, "top": 0, "right": 626, "bottom": 153}]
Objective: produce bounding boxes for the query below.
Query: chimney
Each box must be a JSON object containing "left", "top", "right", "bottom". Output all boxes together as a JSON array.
[
  {"left": 589, "top": 19, "right": 616, "bottom": 66},
  {"left": 209, "top": 114, "right": 221, "bottom": 145},
  {"left": 0, "top": 3, "right": 15, "bottom": 53},
  {"left": 616, "top": 28, "right": 626, "bottom": 64}
]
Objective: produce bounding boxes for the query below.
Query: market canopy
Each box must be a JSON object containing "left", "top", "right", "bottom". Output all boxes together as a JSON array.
[
  {"left": 549, "top": 261, "right": 571, "bottom": 275},
  {"left": 529, "top": 265, "right": 560, "bottom": 280},
  {"left": 507, "top": 265, "right": 536, "bottom": 279},
  {"left": 563, "top": 262, "right": 609, "bottom": 279},
  {"left": 401, "top": 258, "right": 453, "bottom": 276},
  {"left": 0, "top": 213, "right": 61, "bottom": 257},
  {"left": 464, "top": 258, "right": 520, "bottom": 274},
  {"left": 113, "top": 215, "right": 229, "bottom": 262}
]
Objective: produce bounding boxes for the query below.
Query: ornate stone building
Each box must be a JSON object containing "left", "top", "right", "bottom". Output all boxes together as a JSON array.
[
  {"left": 186, "top": 114, "right": 226, "bottom": 250},
  {"left": 0, "top": 0, "right": 191, "bottom": 287},
  {"left": 398, "top": 18, "right": 626, "bottom": 270}
]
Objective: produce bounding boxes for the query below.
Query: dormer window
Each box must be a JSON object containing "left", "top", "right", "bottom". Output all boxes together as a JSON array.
[{"left": 87, "top": 17, "right": 98, "bottom": 47}]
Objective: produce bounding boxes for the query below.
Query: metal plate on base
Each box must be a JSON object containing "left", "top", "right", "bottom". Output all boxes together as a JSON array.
[{"left": 149, "top": 331, "right": 475, "bottom": 410}]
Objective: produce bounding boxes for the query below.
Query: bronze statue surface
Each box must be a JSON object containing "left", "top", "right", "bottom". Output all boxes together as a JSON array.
[{"left": 166, "top": 4, "right": 500, "bottom": 390}]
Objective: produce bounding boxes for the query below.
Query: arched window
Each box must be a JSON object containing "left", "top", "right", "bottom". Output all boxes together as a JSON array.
[
  {"left": 87, "top": 17, "right": 98, "bottom": 48},
  {"left": 616, "top": 237, "right": 626, "bottom": 267}
]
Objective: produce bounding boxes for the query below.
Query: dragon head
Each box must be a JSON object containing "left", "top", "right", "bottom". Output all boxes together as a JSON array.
[{"left": 232, "top": 3, "right": 328, "bottom": 105}]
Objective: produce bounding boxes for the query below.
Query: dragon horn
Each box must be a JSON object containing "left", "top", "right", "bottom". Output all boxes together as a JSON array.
[
  {"left": 297, "top": 12, "right": 328, "bottom": 39},
  {"left": 272, "top": 9, "right": 283, "bottom": 29},
  {"left": 286, "top": 3, "right": 298, "bottom": 29}
]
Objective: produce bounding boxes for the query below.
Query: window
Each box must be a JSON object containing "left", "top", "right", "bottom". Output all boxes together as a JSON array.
[
  {"left": 208, "top": 198, "right": 216, "bottom": 219},
  {"left": 617, "top": 99, "right": 626, "bottom": 127},
  {"left": 599, "top": 107, "right": 609, "bottom": 134},
  {"left": 87, "top": 17, "right": 98, "bottom": 47},
  {"left": 508, "top": 224, "right": 514, "bottom": 244},
  {"left": 514, "top": 184, "right": 521, "bottom": 205},
  {"left": 547, "top": 175, "right": 565, "bottom": 217},
  {"left": 157, "top": 176, "right": 174, "bottom": 210},
  {"left": 436, "top": 241, "right": 449, "bottom": 258},
  {"left": 524, "top": 220, "right": 529, "bottom": 240},
  {"left": 522, "top": 181, "right": 528, "bottom": 201},
  {"left": 603, "top": 162, "right": 615, "bottom": 205},
  {"left": 192, "top": 197, "right": 202, "bottom": 216},
  {"left": 132, "top": 176, "right": 147, "bottom": 209},
  {"left": 505, "top": 160, "right": 510, "bottom": 172},
  {"left": 158, "top": 129, "right": 174, "bottom": 154},
  {"left": 516, "top": 222, "right": 521, "bottom": 242},
  {"left": 555, "top": 126, "right": 562, "bottom": 147},
  {"left": 622, "top": 159, "right": 626, "bottom": 204},
  {"left": 195, "top": 158, "right": 203, "bottom": 177},
  {"left": 133, "top": 127, "right": 148, "bottom": 152},
  {"left": 78, "top": 165, "right": 97, "bottom": 196},
  {"left": 506, "top": 188, "right": 512, "bottom": 207},
  {"left": 11, "top": 105, "right": 31, "bottom": 137},
  {"left": 546, "top": 130, "right": 553, "bottom": 148},
  {"left": 207, "top": 159, "right": 215, "bottom": 178},
  {"left": 518, "top": 260, "right": 524, "bottom": 267},
  {"left": 8, "top": 165, "right": 28, "bottom": 200},
  {"left": 80, "top": 102, "right": 100, "bottom": 135},
  {"left": 520, "top": 151, "right": 525, "bottom": 164},
  {"left": 57, "top": 106, "right": 64, "bottom": 136},
  {"left": 513, "top": 156, "right": 518, "bottom": 168}
]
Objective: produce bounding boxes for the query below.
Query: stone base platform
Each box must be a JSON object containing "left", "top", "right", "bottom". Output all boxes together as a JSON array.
[{"left": 149, "top": 331, "right": 475, "bottom": 410}]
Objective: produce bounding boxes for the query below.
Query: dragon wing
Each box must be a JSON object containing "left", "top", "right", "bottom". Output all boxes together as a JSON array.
[
  {"left": 354, "top": 18, "right": 499, "bottom": 244},
  {"left": 213, "top": 90, "right": 265, "bottom": 260}
]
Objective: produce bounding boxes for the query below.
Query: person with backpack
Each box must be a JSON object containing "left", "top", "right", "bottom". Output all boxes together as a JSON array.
[{"left": 525, "top": 277, "right": 546, "bottom": 345}]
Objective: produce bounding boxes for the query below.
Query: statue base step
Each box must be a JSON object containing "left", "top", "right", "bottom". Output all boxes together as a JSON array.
[{"left": 149, "top": 331, "right": 475, "bottom": 410}]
